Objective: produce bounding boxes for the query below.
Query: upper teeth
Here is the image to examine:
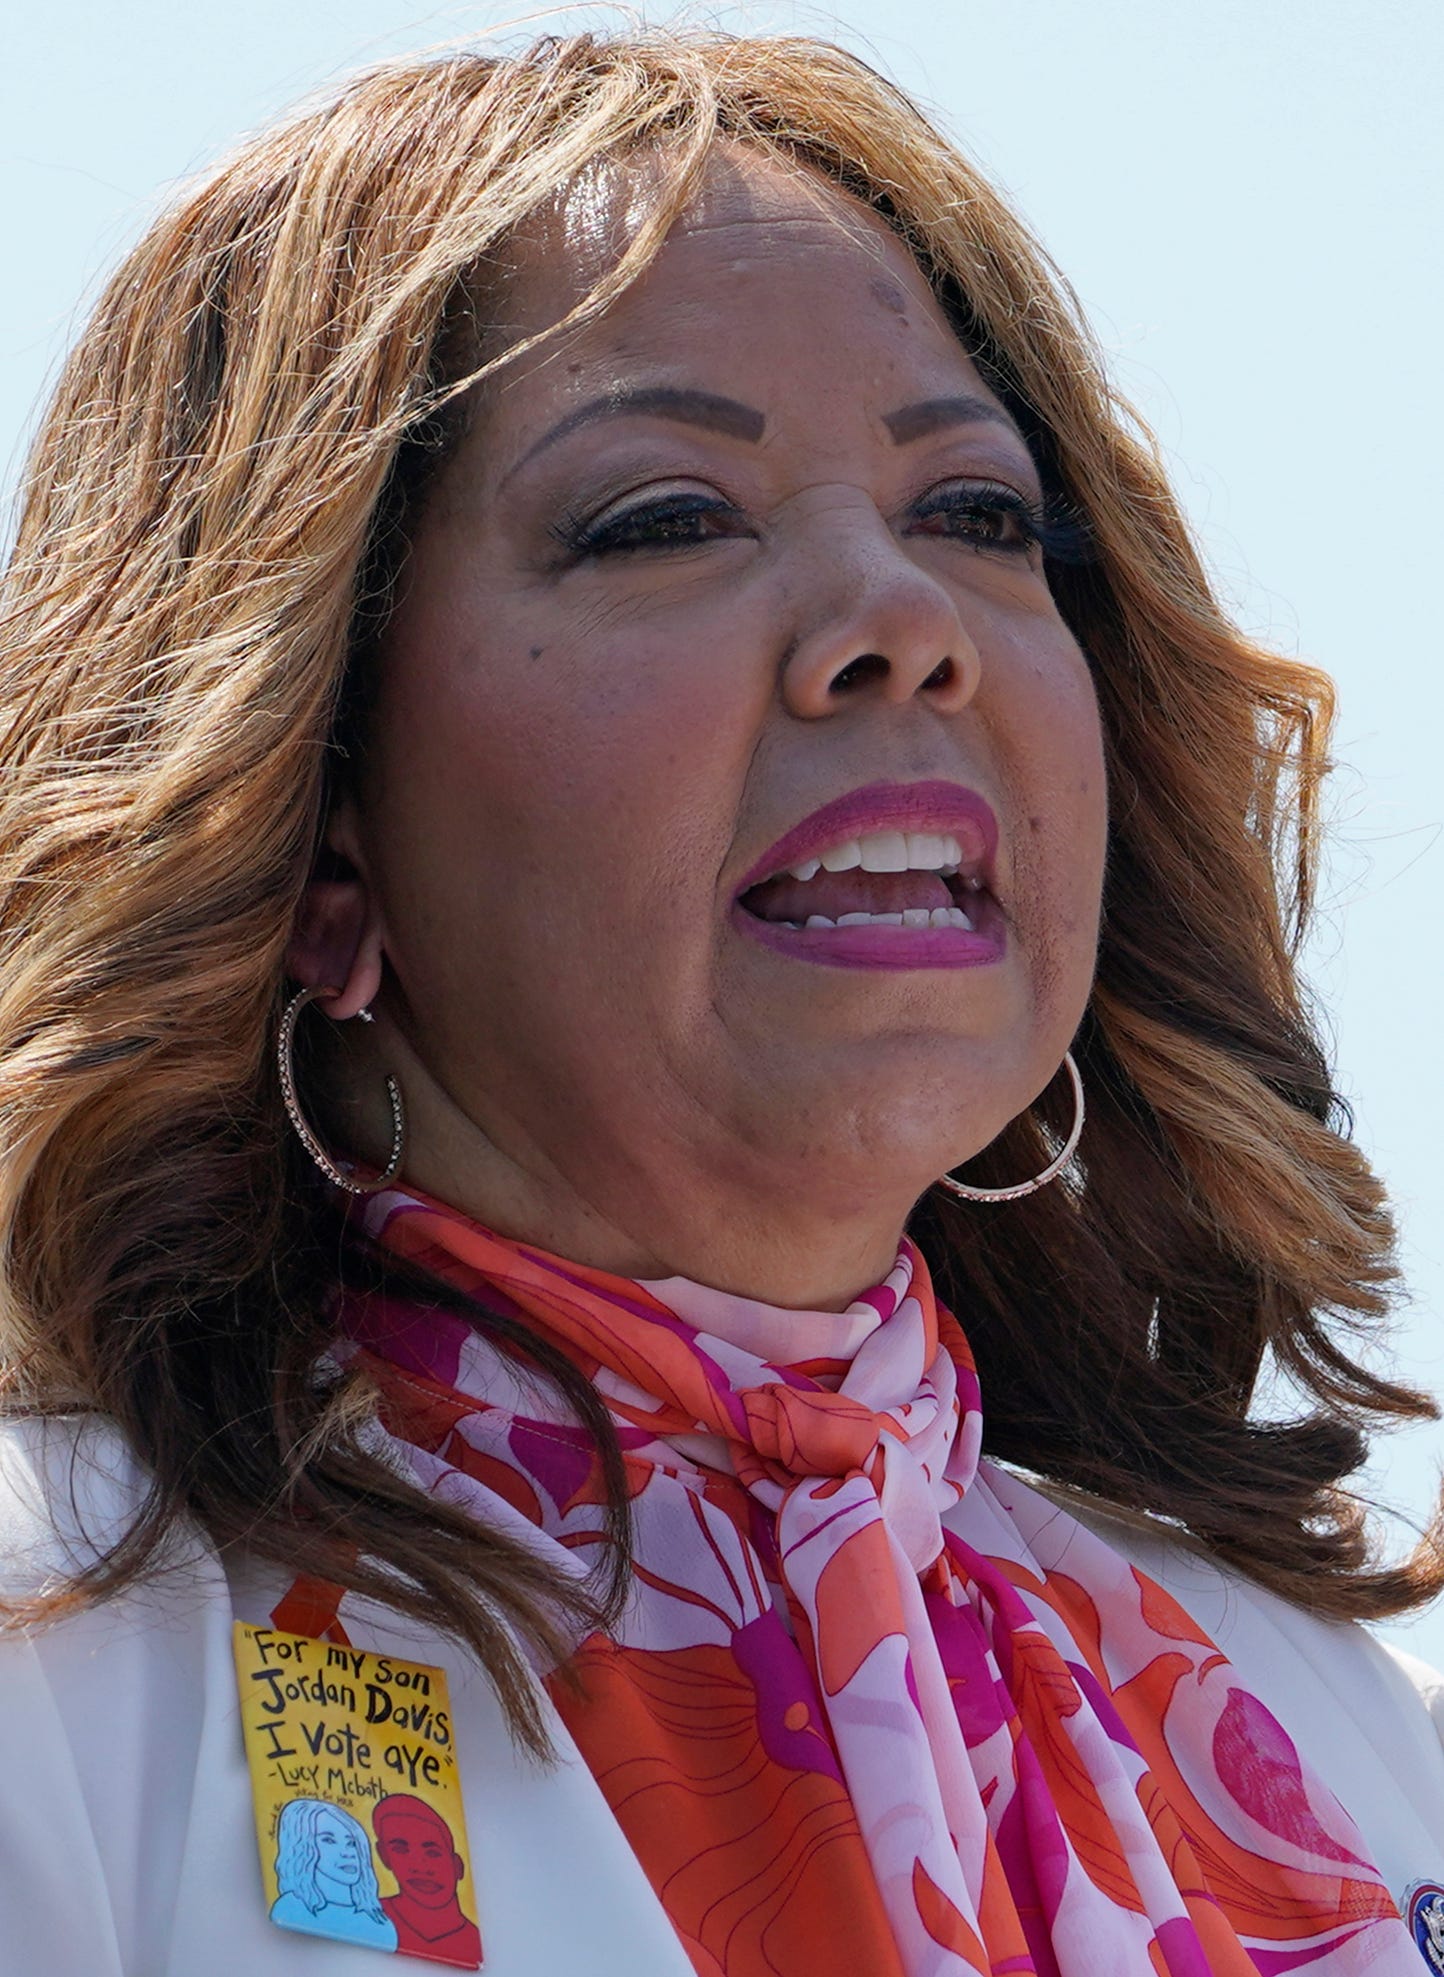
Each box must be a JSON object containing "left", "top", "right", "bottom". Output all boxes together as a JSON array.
[{"left": 787, "top": 831, "right": 968, "bottom": 882}]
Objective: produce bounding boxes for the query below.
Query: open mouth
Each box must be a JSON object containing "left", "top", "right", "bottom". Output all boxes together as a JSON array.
[
  {"left": 735, "top": 830, "right": 1005, "bottom": 968},
  {"left": 739, "top": 827, "right": 992, "bottom": 932},
  {"left": 731, "top": 783, "right": 1007, "bottom": 970}
]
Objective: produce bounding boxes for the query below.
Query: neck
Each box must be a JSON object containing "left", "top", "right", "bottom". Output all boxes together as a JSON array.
[
  {"left": 410, "top": 1145, "right": 908, "bottom": 1309},
  {"left": 349, "top": 1071, "right": 908, "bottom": 1313}
]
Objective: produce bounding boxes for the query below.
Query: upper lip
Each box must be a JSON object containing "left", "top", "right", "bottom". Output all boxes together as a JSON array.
[{"left": 736, "top": 779, "right": 1000, "bottom": 896}]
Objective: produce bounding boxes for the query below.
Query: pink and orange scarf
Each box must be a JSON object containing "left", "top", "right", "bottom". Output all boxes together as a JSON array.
[{"left": 310, "top": 1183, "right": 1417, "bottom": 1976}]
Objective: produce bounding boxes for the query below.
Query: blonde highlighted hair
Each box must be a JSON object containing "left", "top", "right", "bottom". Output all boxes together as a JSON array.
[{"left": 0, "top": 29, "right": 1437, "bottom": 1751}]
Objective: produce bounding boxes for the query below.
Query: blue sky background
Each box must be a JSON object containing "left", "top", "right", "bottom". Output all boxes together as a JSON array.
[{"left": 4, "top": 0, "right": 1441, "bottom": 1660}]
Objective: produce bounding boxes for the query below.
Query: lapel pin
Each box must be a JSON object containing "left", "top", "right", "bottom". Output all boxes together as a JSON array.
[{"left": 234, "top": 1622, "right": 482, "bottom": 1968}]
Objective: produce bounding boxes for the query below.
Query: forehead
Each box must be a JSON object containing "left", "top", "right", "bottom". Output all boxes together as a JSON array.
[
  {"left": 516, "top": 144, "right": 915, "bottom": 290},
  {"left": 488, "top": 145, "right": 995, "bottom": 404}
]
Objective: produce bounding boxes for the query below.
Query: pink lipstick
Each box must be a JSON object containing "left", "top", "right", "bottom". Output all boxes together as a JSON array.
[{"left": 733, "top": 779, "right": 1006, "bottom": 972}]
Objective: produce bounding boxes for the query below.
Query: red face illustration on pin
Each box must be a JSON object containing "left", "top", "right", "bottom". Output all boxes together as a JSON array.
[{"left": 374, "top": 1794, "right": 482, "bottom": 1969}]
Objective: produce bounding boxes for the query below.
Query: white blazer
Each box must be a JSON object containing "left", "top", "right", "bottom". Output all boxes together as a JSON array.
[{"left": 2, "top": 1415, "right": 1441, "bottom": 1976}]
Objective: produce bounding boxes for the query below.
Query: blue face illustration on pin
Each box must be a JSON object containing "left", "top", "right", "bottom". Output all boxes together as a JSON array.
[
  {"left": 314, "top": 1806, "right": 364, "bottom": 1895},
  {"left": 269, "top": 1797, "right": 399, "bottom": 1951}
]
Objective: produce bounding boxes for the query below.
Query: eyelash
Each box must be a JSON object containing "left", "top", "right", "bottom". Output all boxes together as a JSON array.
[
  {"left": 553, "top": 492, "right": 735, "bottom": 557},
  {"left": 554, "top": 482, "right": 1088, "bottom": 563}
]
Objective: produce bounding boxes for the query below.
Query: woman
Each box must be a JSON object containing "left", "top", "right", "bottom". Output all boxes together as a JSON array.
[
  {"left": 270, "top": 1801, "right": 398, "bottom": 1951},
  {"left": 0, "top": 28, "right": 1441, "bottom": 1977}
]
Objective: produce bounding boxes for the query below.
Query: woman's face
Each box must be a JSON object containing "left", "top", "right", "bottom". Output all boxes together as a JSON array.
[
  {"left": 314, "top": 1809, "right": 363, "bottom": 1891},
  {"left": 337, "top": 150, "right": 1106, "bottom": 1297}
]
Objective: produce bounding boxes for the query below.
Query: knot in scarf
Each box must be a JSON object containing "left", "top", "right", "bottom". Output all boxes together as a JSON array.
[
  {"left": 680, "top": 1273, "right": 973, "bottom": 1577},
  {"left": 735, "top": 1384, "right": 886, "bottom": 1484}
]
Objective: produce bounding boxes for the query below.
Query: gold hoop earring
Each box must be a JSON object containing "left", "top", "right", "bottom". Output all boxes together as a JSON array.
[
  {"left": 277, "top": 985, "right": 406, "bottom": 1196},
  {"left": 934, "top": 1051, "right": 1085, "bottom": 1205}
]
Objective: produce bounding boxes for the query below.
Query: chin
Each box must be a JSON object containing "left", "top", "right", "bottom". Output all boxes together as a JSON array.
[{"left": 752, "top": 1044, "right": 1041, "bottom": 1190}]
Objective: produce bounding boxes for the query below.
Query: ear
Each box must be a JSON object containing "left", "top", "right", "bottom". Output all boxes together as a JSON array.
[{"left": 285, "top": 794, "right": 385, "bottom": 1021}]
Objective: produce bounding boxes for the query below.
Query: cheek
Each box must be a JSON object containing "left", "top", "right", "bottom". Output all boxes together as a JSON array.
[
  {"left": 995, "top": 631, "right": 1107, "bottom": 946},
  {"left": 367, "top": 574, "right": 760, "bottom": 951},
  {"left": 1042, "top": 673, "right": 1107, "bottom": 864}
]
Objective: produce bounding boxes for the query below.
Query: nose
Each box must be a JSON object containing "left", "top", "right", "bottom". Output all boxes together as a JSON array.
[{"left": 778, "top": 490, "right": 983, "bottom": 717}]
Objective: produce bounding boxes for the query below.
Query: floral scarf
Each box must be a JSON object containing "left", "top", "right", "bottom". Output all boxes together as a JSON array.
[{"left": 316, "top": 1184, "right": 1416, "bottom": 1977}]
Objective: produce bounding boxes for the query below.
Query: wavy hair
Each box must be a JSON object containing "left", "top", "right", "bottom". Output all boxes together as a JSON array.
[
  {"left": 273, "top": 1799, "right": 387, "bottom": 1922},
  {"left": 1, "top": 29, "right": 1438, "bottom": 1753}
]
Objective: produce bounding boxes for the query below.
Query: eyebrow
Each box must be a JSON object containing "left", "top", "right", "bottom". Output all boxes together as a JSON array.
[
  {"left": 507, "top": 383, "right": 1024, "bottom": 482},
  {"left": 512, "top": 386, "right": 767, "bottom": 475},
  {"left": 882, "top": 393, "right": 1022, "bottom": 446}
]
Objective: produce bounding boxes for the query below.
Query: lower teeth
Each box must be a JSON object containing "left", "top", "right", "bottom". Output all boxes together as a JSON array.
[{"left": 789, "top": 906, "right": 975, "bottom": 932}]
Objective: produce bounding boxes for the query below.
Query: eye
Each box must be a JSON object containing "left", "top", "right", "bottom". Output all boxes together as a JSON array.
[
  {"left": 910, "top": 479, "right": 1050, "bottom": 554},
  {"left": 554, "top": 489, "right": 748, "bottom": 558}
]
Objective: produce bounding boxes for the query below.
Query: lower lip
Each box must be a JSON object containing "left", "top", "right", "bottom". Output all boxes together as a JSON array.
[{"left": 732, "top": 903, "right": 1006, "bottom": 970}]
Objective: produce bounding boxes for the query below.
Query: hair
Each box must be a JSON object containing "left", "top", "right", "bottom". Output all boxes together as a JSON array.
[
  {"left": 1, "top": 28, "right": 1438, "bottom": 1755},
  {"left": 374, "top": 1792, "right": 455, "bottom": 1849},
  {"left": 273, "top": 1798, "right": 387, "bottom": 1921}
]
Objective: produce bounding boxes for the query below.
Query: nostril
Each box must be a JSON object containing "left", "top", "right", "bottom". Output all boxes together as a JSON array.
[
  {"left": 922, "top": 657, "right": 955, "bottom": 690},
  {"left": 831, "top": 653, "right": 889, "bottom": 692}
]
